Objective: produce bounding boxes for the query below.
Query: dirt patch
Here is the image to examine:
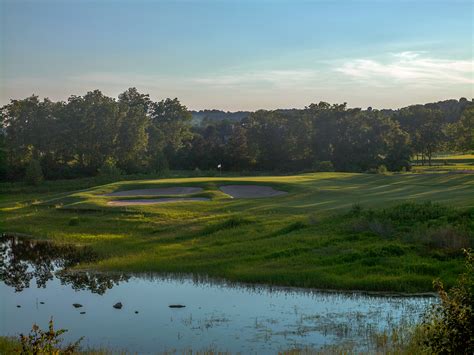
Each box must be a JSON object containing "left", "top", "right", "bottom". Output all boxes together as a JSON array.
[
  {"left": 103, "top": 187, "right": 203, "bottom": 197},
  {"left": 107, "top": 198, "right": 210, "bottom": 206},
  {"left": 219, "top": 185, "right": 287, "bottom": 199}
]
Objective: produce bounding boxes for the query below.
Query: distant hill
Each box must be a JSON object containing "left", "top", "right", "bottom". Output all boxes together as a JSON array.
[
  {"left": 380, "top": 98, "right": 472, "bottom": 122},
  {"left": 190, "top": 110, "right": 251, "bottom": 125},
  {"left": 192, "top": 98, "right": 472, "bottom": 124}
]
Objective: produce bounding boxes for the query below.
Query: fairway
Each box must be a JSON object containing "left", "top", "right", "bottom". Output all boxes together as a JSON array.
[{"left": 1, "top": 172, "right": 473, "bottom": 293}]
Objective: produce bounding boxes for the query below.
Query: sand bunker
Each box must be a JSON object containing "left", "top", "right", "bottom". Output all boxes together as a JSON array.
[
  {"left": 219, "top": 185, "right": 287, "bottom": 199},
  {"left": 107, "top": 198, "right": 210, "bottom": 206},
  {"left": 103, "top": 187, "right": 203, "bottom": 197}
]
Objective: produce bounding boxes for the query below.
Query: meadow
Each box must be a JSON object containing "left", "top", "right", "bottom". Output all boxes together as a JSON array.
[{"left": 1, "top": 171, "right": 473, "bottom": 293}]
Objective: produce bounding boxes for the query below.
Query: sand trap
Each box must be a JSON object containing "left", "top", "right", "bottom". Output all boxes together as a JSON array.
[
  {"left": 107, "top": 198, "right": 210, "bottom": 206},
  {"left": 219, "top": 185, "right": 287, "bottom": 199},
  {"left": 103, "top": 187, "right": 203, "bottom": 197}
]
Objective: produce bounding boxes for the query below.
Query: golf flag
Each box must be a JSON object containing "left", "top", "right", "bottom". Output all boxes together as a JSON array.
[{"left": 217, "top": 164, "right": 222, "bottom": 168}]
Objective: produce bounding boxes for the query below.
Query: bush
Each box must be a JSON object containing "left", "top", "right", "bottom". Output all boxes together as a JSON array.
[
  {"left": 25, "top": 159, "right": 44, "bottom": 185},
  {"left": 415, "top": 249, "right": 473, "bottom": 354},
  {"left": 313, "top": 160, "right": 335, "bottom": 172},
  {"left": 98, "top": 158, "right": 122, "bottom": 177},
  {"left": 349, "top": 202, "right": 363, "bottom": 216},
  {"left": 68, "top": 217, "right": 80, "bottom": 226},
  {"left": 376, "top": 165, "right": 388, "bottom": 175},
  {"left": 368, "top": 219, "right": 395, "bottom": 238},
  {"left": 19, "top": 318, "right": 83, "bottom": 354},
  {"left": 417, "top": 226, "right": 471, "bottom": 251}
]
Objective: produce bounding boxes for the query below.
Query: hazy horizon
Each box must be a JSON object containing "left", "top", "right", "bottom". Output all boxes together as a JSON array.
[{"left": 1, "top": 0, "right": 473, "bottom": 111}]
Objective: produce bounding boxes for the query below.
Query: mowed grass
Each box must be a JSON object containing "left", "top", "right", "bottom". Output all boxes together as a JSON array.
[
  {"left": 412, "top": 153, "right": 474, "bottom": 172},
  {"left": 1, "top": 172, "right": 473, "bottom": 293}
]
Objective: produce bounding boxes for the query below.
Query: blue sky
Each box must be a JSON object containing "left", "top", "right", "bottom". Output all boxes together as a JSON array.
[{"left": 1, "top": 0, "right": 473, "bottom": 110}]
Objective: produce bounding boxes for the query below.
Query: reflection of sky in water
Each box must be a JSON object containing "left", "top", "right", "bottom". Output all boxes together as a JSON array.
[{"left": 0, "top": 236, "right": 437, "bottom": 353}]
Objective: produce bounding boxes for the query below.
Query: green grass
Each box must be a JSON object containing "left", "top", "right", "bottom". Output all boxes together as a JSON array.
[
  {"left": 0, "top": 336, "right": 126, "bottom": 355},
  {"left": 1, "top": 171, "right": 473, "bottom": 293},
  {"left": 0, "top": 336, "right": 19, "bottom": 355},
  {"left": 411, "top": 153, "right": 474, "bottom": 172}
]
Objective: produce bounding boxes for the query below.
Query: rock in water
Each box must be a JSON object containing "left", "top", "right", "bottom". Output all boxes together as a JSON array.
[
  {"left": 73, "top": 303, "right": 83, "bottom": 308},
  {"left": 16, "top": 305, "right": 21, "bottom": 308},
  {"left": 135, "top": 311, "right": 139, "bottom": 314},
  {"left": 169, "top": 304, "right": 186, "bottom": 308},
  {"left": 80, "top": 311, "right": 86, "bottom": 314},
  {"left": 113, "top": 302, "right": 123, "bottom": 309}
]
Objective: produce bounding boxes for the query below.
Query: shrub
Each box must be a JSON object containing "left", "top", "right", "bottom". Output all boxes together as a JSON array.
[
  {"left": 348, "top": 217, "right": 369, "bottom": 233},
  {"left": 313, "top": 160, "right": 335, "bottom": 172},
  {"left": 19, "top": 318, "right": 83, "bottom": 354},
  {"left": 415, "top": 249, "right": 473, "bottom": 354},
  {"left": 368, "top": 219, "right": 395, "bottom": 238},
  {"left": 349, "top": 203, "right": 363, "bottom": 216},
  {"left": 98, "top": 158, "right": 122, "bottom": 177},
  {"left": 420, "top": 226, "right": 471, "bottom": 251},
  {"left": 68, "top": 217, "right": 80, "bottom": 226},
  {"left": 376, "top": 164, "right": 388, "bottom": 175},
  {"left": 25, "top": 159, "right": 44, "bottom": 186}
]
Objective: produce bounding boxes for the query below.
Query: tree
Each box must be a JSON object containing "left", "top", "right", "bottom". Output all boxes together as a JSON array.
[
  {"left": 446, "top": 105, "right": 474, "bottom": 152},
  {"left": 116, "top": 88, "right": 150, "bottom": 173},
  {"left": 227, "top": 123, "right": 252, "bottom": 171},
  {"left": 0, "top": 116, "right": 7, "bottom": 180},
  {"left": 396, "top": 106, "right": 446, "bottom": 166},
  {"left": 25, "top": 159, "right": 44, "bottom": 185},
  {"left": 62, "top": 90, "right": 121, "bottom": 173},
  {"left": 148, "top": 98, "right": 192, "bottom": 170}
]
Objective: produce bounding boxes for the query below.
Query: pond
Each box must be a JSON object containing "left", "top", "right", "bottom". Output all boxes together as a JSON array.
[{"left": 0, "top": 234, "right": 436, "bottom": 353}]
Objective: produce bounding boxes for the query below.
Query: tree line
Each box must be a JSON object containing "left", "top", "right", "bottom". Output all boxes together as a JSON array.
[{"left": 0, "top": 88, "right": 472, "bottom": 182}]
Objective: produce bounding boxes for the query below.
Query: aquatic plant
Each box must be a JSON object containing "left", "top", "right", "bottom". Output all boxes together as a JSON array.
[
  {"left": 416, "top": 249, "right": 473, "bottom": 354},
  {"left": 19, "top": 318, "right": 83, "bottom": 354}
]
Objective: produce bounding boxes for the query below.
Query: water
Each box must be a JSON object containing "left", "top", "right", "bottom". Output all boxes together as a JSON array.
[{"left": 0, "top": 235, "right": 436, "bottom": 353}]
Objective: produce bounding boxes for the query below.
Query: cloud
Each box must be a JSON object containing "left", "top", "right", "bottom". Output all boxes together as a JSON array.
[
  {"left": 336, "top": 51, "right": 473, "bottom": 86},
  {"left": 2, "top": 51, "right": 472, "bottom": 110},
  {"left": 192, "top": 69, "right": 320, "bottom": 89}
]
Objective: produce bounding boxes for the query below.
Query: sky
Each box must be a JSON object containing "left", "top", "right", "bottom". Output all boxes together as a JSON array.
[{"left": 1, "top": 0, "right": 473, "bottom": 111}]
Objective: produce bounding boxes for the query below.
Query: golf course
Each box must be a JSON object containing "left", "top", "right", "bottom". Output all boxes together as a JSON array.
[{"left": 2, "top": 170, "right": 473, "bottom": 293}]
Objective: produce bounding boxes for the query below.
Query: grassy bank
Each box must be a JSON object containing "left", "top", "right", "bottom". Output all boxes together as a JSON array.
[{"left": 1, "top": 172, "right": 473, "bottom": 293}]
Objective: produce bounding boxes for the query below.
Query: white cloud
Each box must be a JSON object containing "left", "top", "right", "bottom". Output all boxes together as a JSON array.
[
  {"left": 336, "top": 51, "right": 474, "bottom": 85},
  {"left": 192, "top": 69, "right": 320, "bottom": 88},
  {"left": 2, "top": 51, "right": 472, "bottom": 110}
]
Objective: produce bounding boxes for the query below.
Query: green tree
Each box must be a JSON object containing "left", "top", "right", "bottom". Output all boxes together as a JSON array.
[
  {"left": 116, "top": 88, "right": 150, "bottom": 173},
  {"left": 396, "top": 106, "right": 445, "bottom": 166},
  {"left": 227, "top": 123, "right": 252, "bottom": 171},
  {"left": 148, "top": 98, "right": 192, "bottom": 170},
  {"left": 62, "top": 90, "right": 120, "bottom": 173},
  {"left": 25, "top": 159, "right": 44, "bottom": 185},
  {"left": 446, "top": 105, "right": 474, "bottom": 152}
]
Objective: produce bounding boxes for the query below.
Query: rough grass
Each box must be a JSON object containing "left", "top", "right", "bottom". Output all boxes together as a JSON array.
[{"left": 1, "top": 172, "right": 473, "bottom": 293}]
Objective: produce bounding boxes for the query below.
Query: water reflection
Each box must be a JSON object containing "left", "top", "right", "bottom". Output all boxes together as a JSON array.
[
  {"left": 0, "top": 234, "right": 437, "bottom": 353},
  {"left": 0, "top": 234, "right": 128, "bottom": 294}
]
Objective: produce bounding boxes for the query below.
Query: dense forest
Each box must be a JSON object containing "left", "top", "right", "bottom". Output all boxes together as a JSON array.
[{"left": 0, "top": 88, "right": 472, "bottom": 182}]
